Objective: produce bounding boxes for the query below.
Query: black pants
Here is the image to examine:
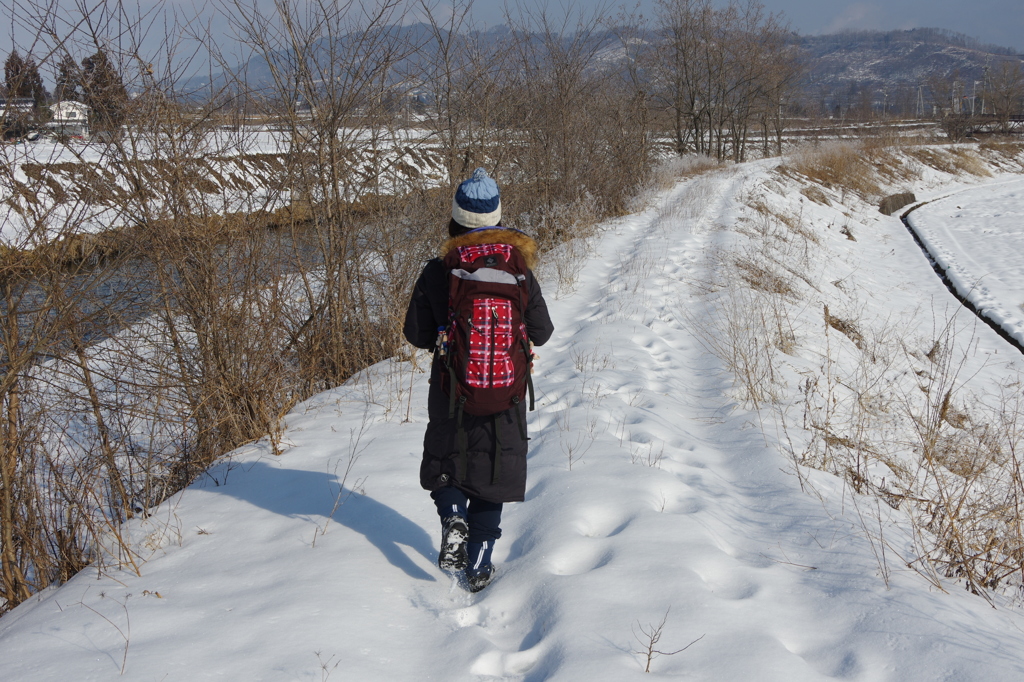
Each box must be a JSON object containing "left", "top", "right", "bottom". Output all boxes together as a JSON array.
[{"left": 431, "top": 486, "right": 503, "bottom": 544}]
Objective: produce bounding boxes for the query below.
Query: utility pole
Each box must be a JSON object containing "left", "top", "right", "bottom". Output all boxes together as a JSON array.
[{"left": 981, "top": 64, "right": 990, "bottom": 115}]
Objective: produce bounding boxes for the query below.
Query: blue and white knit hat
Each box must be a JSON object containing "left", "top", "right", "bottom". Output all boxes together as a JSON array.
[{"left": 452, "top": 168, "right": 501, "bottom": 229}]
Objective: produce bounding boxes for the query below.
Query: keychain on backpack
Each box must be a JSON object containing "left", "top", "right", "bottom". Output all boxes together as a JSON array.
[{"left": 436, "top": 326, "right": 448, "bottom": 356}]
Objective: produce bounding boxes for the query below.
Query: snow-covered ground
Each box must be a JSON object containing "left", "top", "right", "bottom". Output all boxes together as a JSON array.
[
  {"left": 0, "top": 128, "right": 445, "bottom": 246},
  {"left": 907, "top": 177, "right": 1024, "bottom": 346},
  {"left": 4, "top": 149, "right": 1024, "bottom": 680}
]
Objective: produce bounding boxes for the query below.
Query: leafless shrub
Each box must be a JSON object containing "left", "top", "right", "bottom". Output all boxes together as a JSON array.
[
  {"left": 1, "top": 0, "right": 418, "bottom": 611},
  {"left": 743, "top": 199, "right": 819, "bottom": 244},
  {"left": 557, "top": 404, "right": 596, "bottom": 470},
  {"left": 652, "top": 0, "right": 801, "bottom": 162},
  {"left": 312, "top": 410, "right": 371, "bottom": 547},
  {"left": 630, "top": 441, "right": 665, "bottom": 469},
  {"left": 823, "top": 304, "right": 865, "bottom": 350},
  {"left": 530, "top": 195, "right": 601, "bottom": 297},
  {"left": 734, "top": 257, "right": 794, "bottom": 297},
  {"left": 885, "top": 324, "right": 1024, "bottom": 596},
  {"left": 631, "top": 608, "right": 704, "bottom": 673},
  {"left": 495, "top": 5, "right": 653, "bottom": 230},
  {"left": 743, "top": 253, "right": 1024, "bottom": 598},
  {"left": 687, "top": 281, "right": 780, "bottom": 410},
  {"left": 315, "top": 651, "right": 341, "bottom": 682},
  {"left": 1, "top": 0, "right": 667, "bottom": 612},
  {"left": 78, "top": 591, "right": 132, "bottom": 675},
  {"left": 800, "top": 185, "right": 830, "bottom": 206},
  {"left": 646, "top": 155, "right": 723, "bottom": 195}
]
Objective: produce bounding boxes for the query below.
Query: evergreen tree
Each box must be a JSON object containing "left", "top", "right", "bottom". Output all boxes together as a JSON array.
[
  {"left": 54, "top": 54, "right": 82, "bottom": 102},
  {"left": 4, "top": 49, "right": 27, "bottom": 97},
  {"left": 4, "top": 49, "right": 48, "bottom": 111},
  {"left": 82, "top": 48, "right": 128, "bottom": 130},
  {"left": 22, "top": 55, "right": 48, "bottom": 109}
]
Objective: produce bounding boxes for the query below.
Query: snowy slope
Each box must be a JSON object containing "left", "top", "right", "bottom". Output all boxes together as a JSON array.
[
  {"left": 0, "top": 130, "right": 443, "bottom": 246},
  {"left": 907, "top": 177, "right": 1024, "bottom": 346},
  {"left": 4, "top": 161, "right": 1024, "bottom": 681}
]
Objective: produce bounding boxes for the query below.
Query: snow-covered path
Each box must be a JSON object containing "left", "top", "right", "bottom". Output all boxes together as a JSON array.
[{"left": 5, "top": 165, "right": 1024, "bottom": 680}]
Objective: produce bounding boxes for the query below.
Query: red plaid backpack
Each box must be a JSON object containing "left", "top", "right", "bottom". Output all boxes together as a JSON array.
[{"left": 438, "top": 238, "right": 535, "bottom": 473}]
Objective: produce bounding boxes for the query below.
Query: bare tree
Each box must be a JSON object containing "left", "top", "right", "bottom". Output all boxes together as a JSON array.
[
  {"left": 215, "top": 0, "right": 420, "bottom": 392},
  {"left": 0, "top": 0, "right": 667, "bottom": 614},
  {"left": 416, "top": 0, "right": 512, "bottom": 188},
  {"left": 653, "top": 0, "right": 799, "bottom": 161},
  {"left": 986, "top": 60, "right": 1024, "bottom": 134},
  {"left": 927, "top": 71, "right": 974, "bottom": 141}
]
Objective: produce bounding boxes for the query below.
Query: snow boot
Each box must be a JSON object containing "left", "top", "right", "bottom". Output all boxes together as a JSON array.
[
  {"left": 465, "top": 540, "right": 495, "bottom": 592},
  {"left": 438, "top": 515, "right": 469, "bottom": 571}
]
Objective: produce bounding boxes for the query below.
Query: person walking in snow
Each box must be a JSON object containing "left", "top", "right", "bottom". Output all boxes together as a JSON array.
[{"left": 403, "top": 168, "right": 554, "bottom": 592}]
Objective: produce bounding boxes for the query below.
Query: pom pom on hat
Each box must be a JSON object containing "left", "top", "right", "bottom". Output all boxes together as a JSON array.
[{"left": 452, "top": 168, "right": 501, "bottom": 229}]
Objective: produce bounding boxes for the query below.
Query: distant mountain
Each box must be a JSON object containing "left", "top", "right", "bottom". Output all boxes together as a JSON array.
[
  {"left": 183, "top": 23, "right": 1022, "bottom": 119},
  {"left": 183, "top": 23, "right": 444, "bottom": 98},
  {"left": 796, "top": 28, "right": 1024, "bottom": 116},
  {"left": 182, "top": 23, "right": 518, "bottom": 100}
]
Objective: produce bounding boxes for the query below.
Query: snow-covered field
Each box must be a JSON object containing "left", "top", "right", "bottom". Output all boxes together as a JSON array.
[
  {"left": 0, "top": 131, "right": 288, "bottom": 246},
  {"left": 3, "top": 147, "right": 1024, "bottom": 680},
  {"left": 907, "top": 177, "right": 1024, "bottom": 346},
  {"left": 0, "top": 128, "right": 445, "bottom": 246}
]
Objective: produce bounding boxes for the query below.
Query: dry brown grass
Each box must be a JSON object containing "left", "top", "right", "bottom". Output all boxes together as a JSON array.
[
  {"left": 978, "top": 139, "right": 1024, "bottom": 162},
  {"left": 947, "top": 148, "right": 992, "bottom": 177},
  {"left": 735, "top": 257, "right": 794, "bottom": 296},
  {"left": 824, "top": 304, "right": 865, "bottom": 350},
  {"left": 783, "top": 141, "right": 884, "bottom": 199},
  {"left": 800, "top": 185, "right": 830, "bottom": 206},
  {"left": 647, "top": 155, "right": 724, "bottom": 193},
  {"left": 782, "top": 140, "right": 1003, "bottom": 209},
  {"left": 745, "top": 198, "right": 820, "bottom": 244},
  {"left": 903, "top": 146, "right": 992, "bottom": 178},
  {"left": 903, "top": 147, "right": 959, "bottom": 175},
  {"left": 732, "top": 142, "right": 1024, "bottom": 598}
]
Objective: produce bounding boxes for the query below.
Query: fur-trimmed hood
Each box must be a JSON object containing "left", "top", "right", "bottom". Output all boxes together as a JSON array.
[{"left": 441, "top": 228, "right": 538, "bottom": 270}]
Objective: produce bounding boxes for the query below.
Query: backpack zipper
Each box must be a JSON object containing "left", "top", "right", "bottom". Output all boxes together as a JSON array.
[{"left": 489, "top": 306, "right": 498, "bottom": 388}]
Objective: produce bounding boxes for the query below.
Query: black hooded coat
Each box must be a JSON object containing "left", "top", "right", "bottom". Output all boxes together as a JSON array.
[{"left": 403, "top": 229, "right": 554, "bottom": 503}]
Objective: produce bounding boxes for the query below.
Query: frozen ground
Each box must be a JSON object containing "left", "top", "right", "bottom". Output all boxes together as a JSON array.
[
  {"left": 906, "top": 177, "right": 1024, "bottom": 346},
  {"left": 0, "top": 128, "right": 443, "bottom": 245},
  {"left": 3, "top": 156, "right": 1024, "bottom": 680}
]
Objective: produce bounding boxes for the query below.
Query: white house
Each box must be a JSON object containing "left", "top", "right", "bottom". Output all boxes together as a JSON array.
[{"left": 48, "top": 100, "right": 90, "bottom": 138}]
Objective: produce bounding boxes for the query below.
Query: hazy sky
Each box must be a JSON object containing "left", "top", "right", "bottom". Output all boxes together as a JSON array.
[
  {"left": 722, "top": 0, "right": 1023, "bottom": 51},
  {"left": 3, "top": 0, "right": 1022, "bottom": 78},
  {"left": 468, "top": 0, "right": 1024, "bottom": 52}
]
